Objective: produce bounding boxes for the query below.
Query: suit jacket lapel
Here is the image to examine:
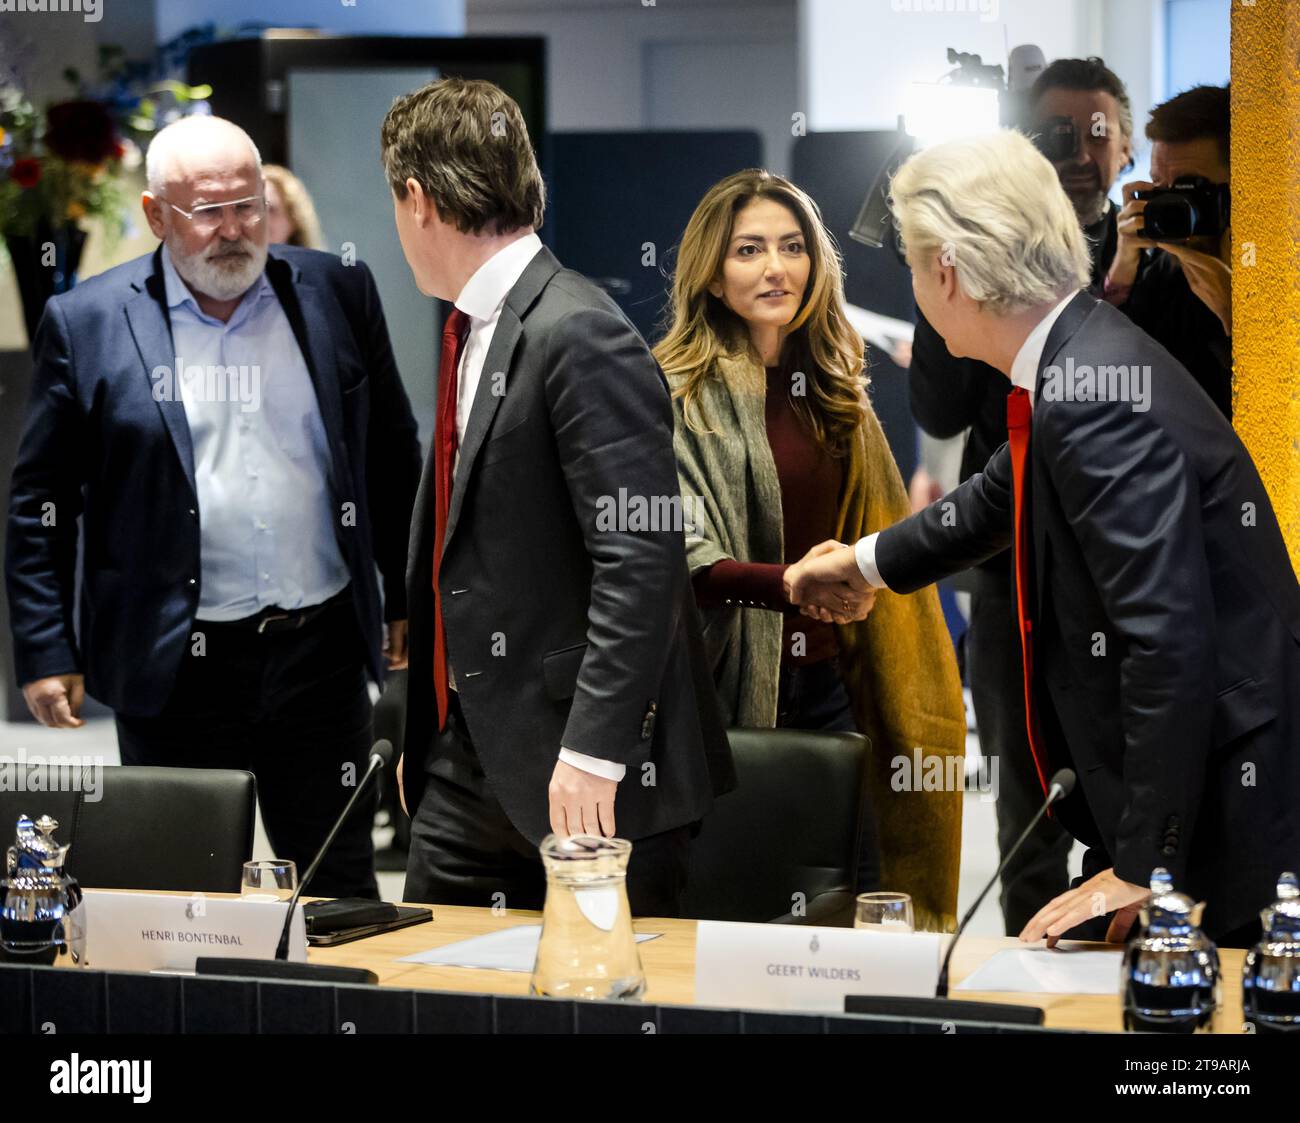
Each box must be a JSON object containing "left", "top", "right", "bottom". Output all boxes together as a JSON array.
[
  {"left": 125, "top": 250, "right": 196, "bottom": 498},
  {"left": 443, "top": 245, "right": 561, "bottom": 549},
  {"left": 1032, "top": 290, "right": 1096, "bottom": 617},
  {"left": 266, "top": 253, "right": 350, "bottom": 489}
]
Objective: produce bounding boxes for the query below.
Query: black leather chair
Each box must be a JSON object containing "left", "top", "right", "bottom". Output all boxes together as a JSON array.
[
  {"left": 679, "top": 727, "right": 870, "bottom": 927},
  {"left": 0, "top": 764, "right": 255, "bottom": 893}
]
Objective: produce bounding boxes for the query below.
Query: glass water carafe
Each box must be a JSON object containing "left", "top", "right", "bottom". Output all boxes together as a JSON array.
[{"left": 530, "top": 834, "right": 645, "bottom": 1001}]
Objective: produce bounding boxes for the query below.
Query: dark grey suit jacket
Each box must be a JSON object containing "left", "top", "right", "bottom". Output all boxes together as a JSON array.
[
  {"left": 876, "top": 292, "right": 1300, "bottom": 936},
  {"left": 403, "top": 245, "right": 735, "bottom": 844}
]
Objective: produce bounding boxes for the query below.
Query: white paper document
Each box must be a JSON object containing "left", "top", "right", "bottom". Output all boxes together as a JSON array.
[
  {"left": 399, "top": 924, "right": 660, "bottom": 973},
  {"left": 955, "top": 944, "right": 1124, "bottom": 995}
]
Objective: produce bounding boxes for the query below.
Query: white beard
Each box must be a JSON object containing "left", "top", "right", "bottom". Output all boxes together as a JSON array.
[{"left": 169, "top": 236, "right": 268, "bottom": 302}]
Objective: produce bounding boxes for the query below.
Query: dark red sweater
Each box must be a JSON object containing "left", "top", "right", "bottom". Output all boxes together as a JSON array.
[{"left": 691, "top": 366, "right": 844, "bottom": 665}]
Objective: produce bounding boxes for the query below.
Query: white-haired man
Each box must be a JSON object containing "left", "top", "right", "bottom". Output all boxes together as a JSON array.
[
  {"left": 6, "top": 115, "right": 422, "bottom": 897},
  {"left": 787, "top": 129, "right": 1300, "bottom": 947}
]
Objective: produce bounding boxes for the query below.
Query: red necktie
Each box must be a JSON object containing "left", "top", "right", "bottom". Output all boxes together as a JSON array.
[
  {"left": 1006, "top": 386, "right": 1051, "bottom": 800},
  {"left": 432, "top": 308, "right": 470, "bottom": 731}
]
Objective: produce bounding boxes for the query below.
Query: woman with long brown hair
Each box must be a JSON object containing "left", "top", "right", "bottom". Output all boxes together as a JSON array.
[{"left": 655, "top": 169, "right": 967, "bottom": 931}]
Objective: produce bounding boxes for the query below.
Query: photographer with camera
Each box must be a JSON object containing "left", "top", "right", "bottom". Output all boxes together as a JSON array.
[
  {"left": 907, "top": 57, "right": 1135, "bottom": 935},
  {"left": 1103, "top": 85, "right": 1232, "bottom": 419}
]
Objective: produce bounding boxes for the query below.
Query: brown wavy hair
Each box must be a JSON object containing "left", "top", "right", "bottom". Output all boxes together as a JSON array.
[{"left": 654, "top": 168, "right": 866, "bottom": 453}]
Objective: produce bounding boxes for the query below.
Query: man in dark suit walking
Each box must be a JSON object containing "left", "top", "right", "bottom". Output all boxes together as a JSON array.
[
  {"left": 788, "top": 129, "right": 1300, "bottom": 945},
  {"left": 6, "top": 116, "right": 421, "bottom": 897},
  {"left": 382, "top": 78, "right": 734, "bottom": 917}
]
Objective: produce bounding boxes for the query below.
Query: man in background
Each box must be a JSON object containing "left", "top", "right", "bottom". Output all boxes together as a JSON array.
[
  {"left": 1104, "top": 84, "right": 1232, "bottom": 419},
  {"left": 6, "top": 116, "right": 421, "bottom": 897}
]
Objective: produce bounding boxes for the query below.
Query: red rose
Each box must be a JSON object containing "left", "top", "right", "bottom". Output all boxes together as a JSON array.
[
  {"left": 10, "top": 158, "right": 41, "bottom": 188},
  {"left": 45, "top": 100, "right": 118, "bottom": 165}
]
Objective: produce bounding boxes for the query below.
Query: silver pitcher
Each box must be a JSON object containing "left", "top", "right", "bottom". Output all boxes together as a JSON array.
[
  {"left": 1122, "top": 867, "right": 1219, "bottom": 1033},
  {"left": 0, "top": 814, "right": 87, "bottom": 966},
  {"left": 1242, "top": 871, "right": 1300, "bottom": 1034}
]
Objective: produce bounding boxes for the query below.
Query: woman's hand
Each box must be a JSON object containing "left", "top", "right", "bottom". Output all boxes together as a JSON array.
[{"left": 784, "top": 541, "right": 876, "bottom": 624}]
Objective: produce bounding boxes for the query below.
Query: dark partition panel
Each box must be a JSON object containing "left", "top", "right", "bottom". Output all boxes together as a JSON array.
[
  {"left": 792, "top": 131, "right": 919, "bottom": 482},
  {"left": 548, "top": 130, "right": 763, "bottom": 344}
]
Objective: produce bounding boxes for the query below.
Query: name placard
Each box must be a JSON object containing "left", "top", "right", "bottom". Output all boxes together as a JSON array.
[
  {"left": 80, "top": 890, "right": 307, "bottom": 972},
  {"left": 694, "top": 921, "right": 942, "bottom": 1013}
]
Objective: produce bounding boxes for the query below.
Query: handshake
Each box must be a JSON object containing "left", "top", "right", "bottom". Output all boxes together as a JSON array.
[{"left": 783, "top": 540, "right": 876, "bottom": 625}]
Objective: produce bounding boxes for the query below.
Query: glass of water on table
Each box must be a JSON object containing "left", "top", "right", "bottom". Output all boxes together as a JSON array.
[
  {"left": 854, "top": 892, "right": 914, "bottom": 933},
  {"left": 241, "top": 860, "right": 298, "bottom": 902}
]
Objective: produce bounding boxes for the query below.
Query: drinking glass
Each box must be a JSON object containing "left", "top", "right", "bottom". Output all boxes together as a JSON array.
[
  {"left": 241, "top": 859, "right": 297, "bottom": 902},
  {"left": 854, "top": 891, "right": 914, "bottom": 933}
]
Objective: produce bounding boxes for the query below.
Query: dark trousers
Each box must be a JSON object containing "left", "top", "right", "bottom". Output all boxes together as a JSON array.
[
  {"left": 404, "top": 694, "right": 690, "bottom": 917},
  {"left": 115, "top": 592, "right": 379, "bottom": 900},
  {"left": 967, "top": 580, "right": 1073, "bottom": 934},
  {"left": 775, "top": 658, "right": 882, "bottom": 895}
]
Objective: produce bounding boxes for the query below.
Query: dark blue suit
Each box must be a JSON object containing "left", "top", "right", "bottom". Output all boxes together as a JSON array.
[{"left": 6, "top": 246, "right": 421, "bottom": 716}]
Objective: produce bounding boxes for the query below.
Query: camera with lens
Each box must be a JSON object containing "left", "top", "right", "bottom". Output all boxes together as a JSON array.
[
  {"left": 1033, "top": 115, "right": 1079, "bottom": 163},
  {"left": 1133, "top": 175, "right": 1230, "bottom": 241}
]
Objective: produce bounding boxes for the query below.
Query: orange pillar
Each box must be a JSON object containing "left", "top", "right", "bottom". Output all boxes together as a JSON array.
[{"left": 1231, "top": 0, "right": 1300, "bottom": 574}]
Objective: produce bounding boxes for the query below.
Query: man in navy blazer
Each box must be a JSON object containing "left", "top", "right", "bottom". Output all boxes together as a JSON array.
[{"left": 5, "top": 116, "right": 421, "bottom": 896}]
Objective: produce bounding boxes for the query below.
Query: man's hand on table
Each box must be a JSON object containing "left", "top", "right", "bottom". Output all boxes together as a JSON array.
[
  {"left": 1019, "top": 867, "right": 1151, "bottom": 947},
  {"left": 548, "top": 758, "right": 617, "bottom": 837}
]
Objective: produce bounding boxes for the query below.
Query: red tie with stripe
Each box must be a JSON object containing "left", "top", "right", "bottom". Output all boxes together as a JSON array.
[
  {"left": 432, "top": 308, "right": 470, "bottom": 732},
  {"left": 1006, "top": 386, "right": 1051, "bottom": 800}
]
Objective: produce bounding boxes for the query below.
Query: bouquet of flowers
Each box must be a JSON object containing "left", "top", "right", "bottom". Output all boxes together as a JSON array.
[{"left": 0, "top": 44, "right": 213, "bottom": 241}]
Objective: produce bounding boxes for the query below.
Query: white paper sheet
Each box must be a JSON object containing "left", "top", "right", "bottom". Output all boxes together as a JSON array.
[
  {"left": 399, "top": 924, "right": 660, "bottom": 973},
  {"left": 955, "top": 944, "right": 1124, "bottom": 995}
]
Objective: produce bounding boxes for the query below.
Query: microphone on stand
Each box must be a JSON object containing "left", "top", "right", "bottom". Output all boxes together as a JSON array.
[
  {"left": 846, "top": 768, "right": 1077, "bottom": 1027},
  {"left": 196, "top": 739, "right": 395, "bottom": 985},
  {"left": 935, "top": 767, "right": 1075, "bottom": 998}
]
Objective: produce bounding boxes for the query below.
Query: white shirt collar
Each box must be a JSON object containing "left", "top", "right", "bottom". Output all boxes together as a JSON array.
[
  {"left": 454, "top": 231, "right": 543, "bottom": 322},
  {"left": 1009, "top": 290, "right": 1081, "bottom": 400}
]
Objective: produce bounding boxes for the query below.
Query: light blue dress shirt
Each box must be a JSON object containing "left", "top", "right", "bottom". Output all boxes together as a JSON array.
[{"left": 161, "top": 246, "right": 351, "bottom": 622}]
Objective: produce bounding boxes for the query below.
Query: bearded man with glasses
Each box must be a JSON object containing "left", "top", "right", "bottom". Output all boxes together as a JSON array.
[{"left": 5, "top": 115, "right": 421, "bottom": 898}]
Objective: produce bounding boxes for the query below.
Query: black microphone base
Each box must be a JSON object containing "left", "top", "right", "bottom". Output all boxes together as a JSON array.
[
  {"left": 195, "top": 956, "right": 378, "bottom": 986},
  {"left": 844, "top": 994, "right": 1045, "bottom": 1026}
]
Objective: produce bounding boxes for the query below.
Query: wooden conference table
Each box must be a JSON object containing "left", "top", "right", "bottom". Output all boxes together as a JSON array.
[{"left": 306, "top": 903, "right": 1249, "bottom": 1034}]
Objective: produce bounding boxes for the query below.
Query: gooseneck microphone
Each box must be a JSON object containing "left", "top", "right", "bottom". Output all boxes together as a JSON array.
[
  {"left": 935, "top": 767, "right": 1076, "bottom": 998},
  {"left": 273, "top": 738, "right": 394, "bottom": 961},
  {"left": 196, "top": 739, "right": 395, "bottom": 986}
]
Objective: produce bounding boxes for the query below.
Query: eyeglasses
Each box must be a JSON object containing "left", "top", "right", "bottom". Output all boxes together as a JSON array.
[{"left": 158, "top": 193, "right": 266, "bottom": 233}]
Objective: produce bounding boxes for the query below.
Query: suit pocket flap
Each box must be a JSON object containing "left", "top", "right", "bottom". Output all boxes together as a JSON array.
[
  {"left": 1213, "top": 676, "right": 1276, "bottom": 748},
  {"left": 542, "top": 642, "right": 587, "bottom": 701}
]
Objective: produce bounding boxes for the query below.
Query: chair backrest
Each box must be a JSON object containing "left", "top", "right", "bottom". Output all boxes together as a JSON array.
[
  {"left": 0, "top": 765, "right": 256, "bottom": 893},
  {"left": 680, "top": 727, "right": 870, "bottom": 926}
]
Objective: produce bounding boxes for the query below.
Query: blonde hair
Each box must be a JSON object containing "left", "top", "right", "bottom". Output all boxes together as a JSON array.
[
  {"left": 654, "top": 169, "right": 866, "bottom": 453},
  {"left": 262, "top": 164, "right": 325, "bottom": 250},
  {"left": 888, "top": 129, "right": 1090, "bottom": 315}
]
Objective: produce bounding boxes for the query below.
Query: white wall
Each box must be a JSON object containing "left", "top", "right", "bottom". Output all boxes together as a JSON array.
[
  {"left": 467, "top": 0, "right": 799, "bottom": 172},
  {"left": 800, "top": 0, "right": 1098, "bottom": 131}
]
